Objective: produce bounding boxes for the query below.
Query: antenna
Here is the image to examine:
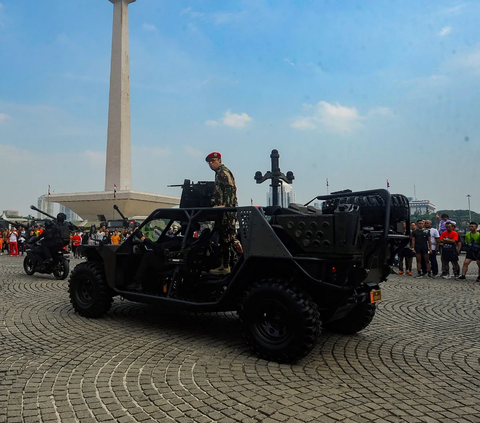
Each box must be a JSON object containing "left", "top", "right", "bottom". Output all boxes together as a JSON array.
[{"left": 414, "top": 184, "right": 417, "bottom": 200}]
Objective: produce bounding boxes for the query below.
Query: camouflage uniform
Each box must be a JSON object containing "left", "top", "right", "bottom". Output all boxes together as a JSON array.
[{"left": 213, "top": 164, "right": 238, "bottom": 267}]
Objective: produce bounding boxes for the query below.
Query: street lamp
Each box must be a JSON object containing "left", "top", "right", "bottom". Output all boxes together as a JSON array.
[
  {"left": 255, "top": 149, "right": 294, "bottom": 207},
  {"left": 467, "top": 195, "right": 471, "bottom": 223}
]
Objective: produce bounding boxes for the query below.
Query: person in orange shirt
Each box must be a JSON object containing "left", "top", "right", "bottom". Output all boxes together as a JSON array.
[
  {"left": 439, "top": 222, "right": 460, "bottom": 279},
  {"left": 0, "top": 231, "right": 4, "bottom": 255},
  {"left": 110, "top": 228, "right": 121, "bottom": 245},
  {"left": 72, "top": 230, "right": 82, "bottom": 258}
]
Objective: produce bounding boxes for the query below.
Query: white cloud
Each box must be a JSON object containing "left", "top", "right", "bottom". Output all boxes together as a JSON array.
[
  {"left": 284, "top": 58, "right": 295, "bottom": 66},
  {"left": 205, "top": 110, "right": 253, "bottom": 128},
  {"left": 290, "top": 117, "right": 317, "bottom": 130},
  {"left": 439, "top": 27, "right": 451, "bottom": 36},
  {"left": 142, "top": 23, "right": 157, "bottom": 32},
  {"left": 180, "top": 7, "right": 191, "bottom": 16},
  {"left": 222, "top": 110, "right": 253, "bottom": 128},
  {"left": 291, "top": 101, "right": 364, "bottom": 134},
  {"left": 0, "top": 112, "right": 11, "bottom": 123},
  {"left": 184, "top": 145, "right": 203, "bottom": 157},
  {"left": 291, "top": 102, "right": 396, "bottom": 134}
]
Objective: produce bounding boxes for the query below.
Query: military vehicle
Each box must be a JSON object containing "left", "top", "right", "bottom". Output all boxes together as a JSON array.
[{"left": 69, "top": 185, "right": 409, "bottom": 362}]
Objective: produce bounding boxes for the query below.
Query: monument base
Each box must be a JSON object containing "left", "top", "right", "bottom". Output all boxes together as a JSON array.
[{"left": 47, "top": 190, "right": 180, "bottom": 222}]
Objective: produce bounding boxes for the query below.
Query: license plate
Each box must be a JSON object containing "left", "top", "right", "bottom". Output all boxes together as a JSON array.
[{"left": 370, "top": 289, "right": 382, "bottom": 303}]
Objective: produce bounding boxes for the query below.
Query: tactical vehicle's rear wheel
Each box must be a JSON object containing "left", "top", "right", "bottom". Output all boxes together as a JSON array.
[
  {"left": 69, "top": 262, "right": 113, "bottom": 318},
  {"left": 323, "top": 302, "right": 376, "bottom": 335},
  {"left": 238, "top": 279, "right": 321, "bottom": 363},
  {"left": 23, "top": 256, "right": 35, "bottom": 275},
  {"left": 53, "top": 257, "right": 69, "bottom": 280}
]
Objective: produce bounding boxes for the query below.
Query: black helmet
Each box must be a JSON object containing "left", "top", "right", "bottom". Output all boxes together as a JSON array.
[{"left": 57, "top": 213, "right": 67, "bottom": 223}]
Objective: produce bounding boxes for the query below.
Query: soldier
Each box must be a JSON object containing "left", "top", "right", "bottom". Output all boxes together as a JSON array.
[{"left": 205, "top": 152, "right": 241, "bottom": 275}]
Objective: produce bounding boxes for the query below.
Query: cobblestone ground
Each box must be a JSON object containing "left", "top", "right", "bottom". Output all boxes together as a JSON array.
[{"left": 1, "top": 255, "right": 479, "bottom": 423}]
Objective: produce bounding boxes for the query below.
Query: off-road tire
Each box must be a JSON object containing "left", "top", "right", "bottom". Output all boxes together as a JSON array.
[
  {"left": 322, "top": 193, "right": 409, "bottom": 229},
  {"left": 53, "top": 257, "right": 70, "bottom": 280},
  {"left": 390, "top": 194, "right": 409, "bottom": 226},
  {"left": 69, "top": 262, "right": 113, "bottom": 318},
  {"left": 323, "top": 302, "right": 376, "bottom": 335},
  {"left": 238, "top": 279, "right": 321, "bottom": 363},
  {"left": 23, "top": 256, "right": 35, "bottom": 275}
]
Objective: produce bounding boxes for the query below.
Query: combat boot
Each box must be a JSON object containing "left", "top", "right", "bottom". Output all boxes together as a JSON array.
[{"left": 210, "top": 266, "right": 231, "bottom": 275}]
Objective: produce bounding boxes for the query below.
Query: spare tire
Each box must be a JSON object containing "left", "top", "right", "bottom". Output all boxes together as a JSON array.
[{"left": 322, "top": 193, "right": 409, "bottom": 231}]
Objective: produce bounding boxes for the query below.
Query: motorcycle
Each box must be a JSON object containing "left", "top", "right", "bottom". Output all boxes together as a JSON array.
[{"left": 23, "top": 236, "right": 70, "bottom": 280}]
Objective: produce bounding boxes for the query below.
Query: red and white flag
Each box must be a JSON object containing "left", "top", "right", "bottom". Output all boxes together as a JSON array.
[{"left": 114, "top": 184, "right": 117, "bottom": 199}]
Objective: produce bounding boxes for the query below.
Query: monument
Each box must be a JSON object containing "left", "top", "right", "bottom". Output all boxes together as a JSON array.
[{"left": 48, "top": 0, "right": 179, "bottom": 221}]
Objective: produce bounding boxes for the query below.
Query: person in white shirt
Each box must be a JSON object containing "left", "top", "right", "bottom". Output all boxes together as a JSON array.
[
  {"left": 9, "top": 228, "right": 19, "bottom": 256},
  {"left": 425, "top": 220, "right": 440, "bottom": 277}
]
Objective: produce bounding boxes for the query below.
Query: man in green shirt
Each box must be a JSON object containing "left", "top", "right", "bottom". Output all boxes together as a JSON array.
[
  {"left": 206, "top": 152, "right": 241, "bottom": 275},
  {"left": 458, "top": 222, "right": 480, "bottom": 281}
]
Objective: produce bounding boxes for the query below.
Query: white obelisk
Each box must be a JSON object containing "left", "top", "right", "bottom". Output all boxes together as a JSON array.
[
  {"left": 105, "top": 0, "right": 136, "bottom": 191},
  {"left": 48, "top": 0, "right": 180, "bottom": 221}
]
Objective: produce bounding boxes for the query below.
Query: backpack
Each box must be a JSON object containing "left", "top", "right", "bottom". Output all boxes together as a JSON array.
[{"left": 57, "top": 223, "right": 71, "bottom": 246}]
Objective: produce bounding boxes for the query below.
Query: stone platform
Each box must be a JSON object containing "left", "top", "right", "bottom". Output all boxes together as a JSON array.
[{"left": 47, "top": 190, "right": 180, "bottom": 222}]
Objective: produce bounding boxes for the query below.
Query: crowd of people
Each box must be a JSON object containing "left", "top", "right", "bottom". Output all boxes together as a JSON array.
[
  {"left": 0, "top": 226, "right": 29, "bottom": 256},
  {"left": 397, "top": 214, "right": 480, "bottom": 281},
  {"left": 0, "top": 223, "right": 140, "bottom": 259}
]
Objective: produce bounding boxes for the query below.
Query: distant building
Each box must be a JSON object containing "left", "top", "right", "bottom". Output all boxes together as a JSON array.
[
  {"left": 37, "top": 195, "right": 54, "bottom": 218},
  {"left": 59, "top": 205, "right": 81, "bottom": 222},
  {"left": 2, "top": 210, "right": 19, "bottom": 217},
  {"left": 267, "top": 183, "right": 295, "bottom": 207},
  {"left": 410, "top": 200, "right": 436, "bottom": 215}
]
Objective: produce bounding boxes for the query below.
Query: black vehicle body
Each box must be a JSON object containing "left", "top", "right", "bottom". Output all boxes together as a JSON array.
[
  {"left": 70, "top": 188, "right": 410, "bottom": 362},
  {"left": 23, "top": 236, "right": 70, "bottom": 280}
]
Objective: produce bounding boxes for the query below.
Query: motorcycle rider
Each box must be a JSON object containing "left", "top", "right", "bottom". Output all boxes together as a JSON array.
[{"left": 38, "top": 213, "right": 67, "bottom": 263}]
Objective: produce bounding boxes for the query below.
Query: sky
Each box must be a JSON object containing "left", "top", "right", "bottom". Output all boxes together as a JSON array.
[{"left": 0, "top": 0, "right": 479, "bottom": 216}]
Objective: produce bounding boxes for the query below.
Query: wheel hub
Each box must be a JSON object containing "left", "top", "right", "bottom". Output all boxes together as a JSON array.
[{"left": 255, "top": 301, "right": 290, "bottom": 344}]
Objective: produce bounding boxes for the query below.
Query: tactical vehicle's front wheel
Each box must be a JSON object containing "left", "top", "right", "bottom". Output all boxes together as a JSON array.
[
  {"left": 69, "top": 262, "right": 113, "bottom": 318},
  {"left": 238, "top": 279, "right": 321, "bottom": 363},
  {"left": 23, "top": 256, "right": 35, "bottom": 275},
  {"left": 53, "top": 257, "right": 69, "bottom": 280},
  {"left": 323, "top": 302, "right": 376, "bottom": 334}
]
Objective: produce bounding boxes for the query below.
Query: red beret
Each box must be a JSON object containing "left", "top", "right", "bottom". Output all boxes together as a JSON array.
[{"left": 205, "top": 152, "right": 221, "bottom": 162}]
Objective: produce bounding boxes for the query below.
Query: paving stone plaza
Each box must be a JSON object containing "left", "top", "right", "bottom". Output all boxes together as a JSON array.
[{"left": 1, "top": 255, "right": 479, "bottom": 423}]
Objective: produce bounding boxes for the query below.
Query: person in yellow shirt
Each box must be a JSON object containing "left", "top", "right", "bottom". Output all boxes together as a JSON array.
[{"left": 110, "top": 228, "right": 121, "bottom": 245}]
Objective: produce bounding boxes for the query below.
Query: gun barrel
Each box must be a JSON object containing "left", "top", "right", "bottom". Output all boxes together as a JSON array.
[
  {"left": 113, "top": 204, "right": 128, "bottom": 221},
  {"left": 30, "top": 205, "right": 57, "bottom": 221}
]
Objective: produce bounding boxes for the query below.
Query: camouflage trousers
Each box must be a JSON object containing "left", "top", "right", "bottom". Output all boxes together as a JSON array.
[{"left": 218, "top": 214, "right": 240, "bottom": 268}]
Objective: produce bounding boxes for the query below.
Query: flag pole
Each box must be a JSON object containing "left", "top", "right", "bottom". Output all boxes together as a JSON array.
[{"left": 326, "top": 178, "right": 329, "bottom": 195}]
